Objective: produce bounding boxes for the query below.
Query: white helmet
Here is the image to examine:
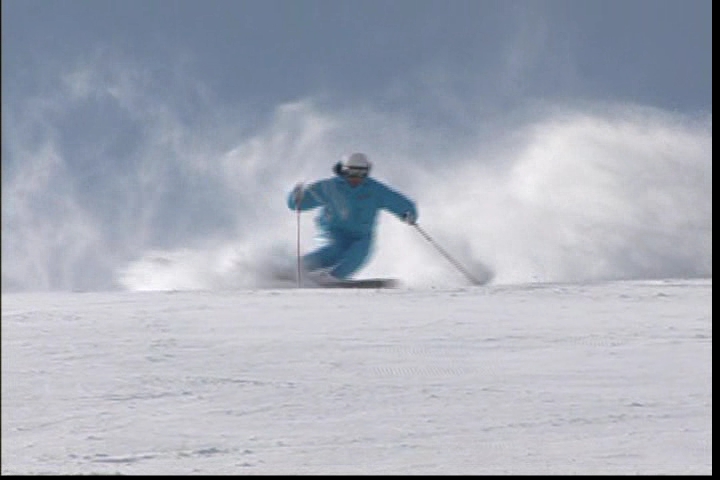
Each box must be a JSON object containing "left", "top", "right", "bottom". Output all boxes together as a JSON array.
[
  {"left": 340, "top": 152, "right": 371, "bottom": 176},
  {"left": 343, "top": 152, "right": 371, "bottom": 170}
]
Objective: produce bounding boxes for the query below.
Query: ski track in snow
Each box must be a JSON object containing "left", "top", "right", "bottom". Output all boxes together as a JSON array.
[{"left": 1, "top": 279, "right": 712, "bottom": 475}]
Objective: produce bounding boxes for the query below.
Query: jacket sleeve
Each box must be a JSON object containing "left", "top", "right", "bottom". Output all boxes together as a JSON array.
[
  {"left": 378, "top": 182, "right": 418, "bottom": 222},
  {"left": 287, "top": 181, "right": 325, "bottom": 211}
]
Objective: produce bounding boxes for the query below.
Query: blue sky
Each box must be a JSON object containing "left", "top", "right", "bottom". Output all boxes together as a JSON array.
[
  {"left": 1, "top": 0, "right": 712, "bottom": 292},
  {"left": 3, "top": 0, "right": 712, "bottom": 113}
]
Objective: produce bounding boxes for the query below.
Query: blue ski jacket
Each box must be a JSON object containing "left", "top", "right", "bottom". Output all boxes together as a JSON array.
[{"left": 287, "top": 174, "right": 418, "bottom": 238}]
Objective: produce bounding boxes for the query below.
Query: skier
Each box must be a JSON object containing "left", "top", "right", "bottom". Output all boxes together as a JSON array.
[{"left": 287, "top": 152, "right": 418, "bottom": 283}]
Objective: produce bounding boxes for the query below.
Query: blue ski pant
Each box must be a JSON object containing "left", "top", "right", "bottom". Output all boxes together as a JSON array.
[{"left": 303, "top": 230, "right": 373, "bottom": 279}]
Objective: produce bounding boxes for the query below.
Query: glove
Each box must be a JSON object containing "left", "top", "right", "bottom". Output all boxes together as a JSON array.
[
  {"left": 402, "top": 211, "right": 416, "bottom": 225},
  {"left": 292, "top": 183, "right": 305, "bottom": 206}
]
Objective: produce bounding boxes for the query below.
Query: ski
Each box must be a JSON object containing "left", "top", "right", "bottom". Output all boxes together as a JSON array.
[{"left": 313, "top": 278, "right": 399, "bottom": 289}]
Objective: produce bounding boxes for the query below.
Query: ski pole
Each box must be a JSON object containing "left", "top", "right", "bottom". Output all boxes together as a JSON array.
[
  {"left": 413, "top": 223, "right": 484, "bottom": 285},
  {"left": 295, "top": 184, "right": 305, "bottom": 288},
  {"left": 296, "top": 206, "right": 302, "bottom": 288}
]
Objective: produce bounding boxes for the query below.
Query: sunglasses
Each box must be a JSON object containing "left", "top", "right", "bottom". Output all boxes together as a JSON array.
[{"left": 344, "top": 167, "right": 369, "bottom": 178}]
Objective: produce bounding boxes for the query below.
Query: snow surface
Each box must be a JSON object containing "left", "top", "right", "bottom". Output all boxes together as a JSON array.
[{"left": 2, "top": 278, "right": 711, "bottom": 475}]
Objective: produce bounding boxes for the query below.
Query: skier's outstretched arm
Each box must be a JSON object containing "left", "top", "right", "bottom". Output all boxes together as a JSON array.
[
  {"left": 287, "top": 182, "right": 325, "bottom": 211},
  {"left": 380, "top": 184, "right": 418, "bottom": 225}
]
